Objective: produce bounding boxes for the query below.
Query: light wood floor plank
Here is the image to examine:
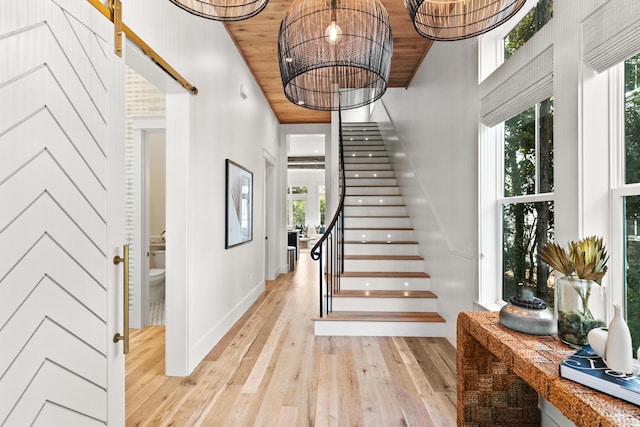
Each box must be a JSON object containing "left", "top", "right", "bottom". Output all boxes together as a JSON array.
[{"left": 125, "top": 251, "right": 456, "bottom": 426}]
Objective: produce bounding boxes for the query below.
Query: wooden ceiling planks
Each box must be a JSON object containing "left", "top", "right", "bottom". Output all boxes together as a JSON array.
[{"left": 224, "top": 0, "right": 433, "bottom": 124}]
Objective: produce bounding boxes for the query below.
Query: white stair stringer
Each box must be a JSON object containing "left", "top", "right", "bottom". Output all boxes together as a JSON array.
[{"left": 314, "top": 122, "right": 445, "bottom": 337}]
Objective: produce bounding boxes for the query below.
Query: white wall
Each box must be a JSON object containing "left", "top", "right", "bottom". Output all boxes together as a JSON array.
[
  {"left": 124, "top": 2, "right": 284, "bottom": 375},
  {"left": 148, "top": 131, "right": 166, "bottom": 238},
  {"left": 376, "top": 39, "right": 479, "bottom": 345}
]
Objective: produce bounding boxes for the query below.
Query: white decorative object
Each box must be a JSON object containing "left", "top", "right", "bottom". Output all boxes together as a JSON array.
[
  {"left": 587, "top": 327, "right": 608, "bottom": 360},
  {"left": 605, "top": 304, "right": 634, "bottom": 374}
]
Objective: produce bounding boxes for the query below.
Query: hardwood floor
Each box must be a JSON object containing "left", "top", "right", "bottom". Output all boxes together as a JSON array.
[{"left": 126, "top": 251, "right": 457, "bottom": 426}]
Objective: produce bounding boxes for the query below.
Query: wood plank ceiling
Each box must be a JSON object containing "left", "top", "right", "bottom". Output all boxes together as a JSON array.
[{"left": 224, "top": 0, "right": 433, "bottom": 124}]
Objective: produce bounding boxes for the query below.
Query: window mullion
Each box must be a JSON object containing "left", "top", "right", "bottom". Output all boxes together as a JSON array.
[{"left": 535, "top": 102, "right": 541, "bottom": 194}]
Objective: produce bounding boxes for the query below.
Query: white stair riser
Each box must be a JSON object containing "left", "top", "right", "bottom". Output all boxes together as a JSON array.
[
  {"left": 344, "top": 135, "right": 383, "bottom": 139},
  {"left": 344, "top": 243, "right": 418, "bottom": 256},
  {"left": 344, "top": 178, "right": 397, "bottom": 186},
  {"left": 344, "top": 229, "right": 415, "bottom": 241},
  {"left": 346, "top": 186, "right": 400, "bottom": 196},
  {"left": 344, "top": 217, "right": 410, "bottom": 228},
  {"left": 344, "top": 170, "right": 394, "bottom": 178},
  {"left": 344, "top": 149, "right": 386, "bottom": 155},
  {"left": 314, "top": 320, "right": 446, "bottom": 337},
  {"left": 344, "top": 156, "right": 389, "bottom": 164},
  {"left": 344, "top": 163, "right": 392, "bottom": 170},
  {"left": 343, "top": 147, "right": 385, "bottom": 153},
  {"left": 344, "top": 195, "right": 403, "bottom": 205},
  {"left": 340, "top": 276, "right": 430, "bottom": 290},
  {"left": 344, "top": 205, "right": 407, "bottom": 216},
  {"left": 344, "top": 258, "right": 424, "bottom": 272},
  {"left": 331, "top": 297, "right": 438, "bottom": 312}
]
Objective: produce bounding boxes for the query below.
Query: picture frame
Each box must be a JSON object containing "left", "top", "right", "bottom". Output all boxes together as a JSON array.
[{"left": 225, "top": 159, "right": 253, "bottom": 248}]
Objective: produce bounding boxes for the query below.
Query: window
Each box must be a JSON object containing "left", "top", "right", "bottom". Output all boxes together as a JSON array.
[
  {"left": 623, "top": 53, "right": 640, "bottom": 349},
  {"left": 504, "top": 0, "right": 553, "bottom": 60},
  {"left": 287, "top": 186, "right": 307, "bottom": 227},
  {"left": 318, "top": 185, "right": 326, "bottom": 226},
  {"left": 501, "top": 98, "right": 554, "bottom": 303}
]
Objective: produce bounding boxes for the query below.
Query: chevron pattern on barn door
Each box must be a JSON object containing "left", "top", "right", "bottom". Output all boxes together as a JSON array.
[{"left": 0, "top": 0, "right": 112, "bottom": 425}]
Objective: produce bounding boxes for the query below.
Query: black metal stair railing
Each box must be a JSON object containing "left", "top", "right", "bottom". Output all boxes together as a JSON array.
[{"left": 310, "top": 109, "right": 345, "bottom": 318}]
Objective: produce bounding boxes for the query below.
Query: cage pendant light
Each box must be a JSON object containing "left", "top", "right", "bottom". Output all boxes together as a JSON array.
[
  {"left": 405, "top": 0, "right": 526, "bottom": 41},
  {"left": 278, "top": 0, "right": 392, "bottom": 111},
  {"left": 169, "top": 0, "right": 268, "bottom": 22}
]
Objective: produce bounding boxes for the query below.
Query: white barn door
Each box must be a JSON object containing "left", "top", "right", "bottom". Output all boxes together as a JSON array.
[{"left": 0, "top": 0, "right": 125, "bottom": 425}]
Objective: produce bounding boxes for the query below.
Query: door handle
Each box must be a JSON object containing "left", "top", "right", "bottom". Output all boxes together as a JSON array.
[{"left": 113, "top": 245, "right": 130, "bottom": 354}]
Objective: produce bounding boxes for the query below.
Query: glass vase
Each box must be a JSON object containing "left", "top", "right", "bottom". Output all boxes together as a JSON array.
[{"left": 555, "top": 276, "right": 607, "bottom": 348}]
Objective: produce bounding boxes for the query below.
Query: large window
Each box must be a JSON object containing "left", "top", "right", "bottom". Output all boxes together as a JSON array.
[
  {"left": 501, "top": 98, "right": 554, "bottom": 303},
  {"left": 319, "top": 185, "right": 326, "bottom": 226},
  {"left": 623, "top": 53, "right": 640, "bottom": 349},
  {"left": 504, "top": 0, "right": 553, "bottom": 60},
  {"left": 287, "top": 186, "right": 307, "bottom": 227}
]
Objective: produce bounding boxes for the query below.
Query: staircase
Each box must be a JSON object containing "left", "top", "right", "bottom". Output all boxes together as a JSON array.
[{"left": 314, "top": 122, "right": 446, "bottom": 337}]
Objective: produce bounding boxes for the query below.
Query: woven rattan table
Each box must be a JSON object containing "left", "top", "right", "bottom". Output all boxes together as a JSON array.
[{"left": 457, "top": 311, "right": 640, "bottom": 426}]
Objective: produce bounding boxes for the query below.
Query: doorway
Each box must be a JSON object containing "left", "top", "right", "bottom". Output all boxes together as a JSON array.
[
  {"left": 264, "top": 152, "right": 276, "bottom": 281},
  {"left": 133, "top": 121, "right": 167, "bottom": 328},
  {"left": 124, "top": 66, "right": 165, "bottom": 332},
  {"left": 124, "top": 38, "right": 190, "bottom": 377}
]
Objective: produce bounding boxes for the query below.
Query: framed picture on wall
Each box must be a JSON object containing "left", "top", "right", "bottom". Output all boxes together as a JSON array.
[{"left": 225, "top": 159, "right": 253, "bottom": 248}]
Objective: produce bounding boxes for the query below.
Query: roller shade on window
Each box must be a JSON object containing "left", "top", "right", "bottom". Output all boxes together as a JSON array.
[
  {"left": 583, "top": 0, "right": 640, "bottom": 73},
  {"left": 481, "top": 47, "right": 553, "bottom": 128}
]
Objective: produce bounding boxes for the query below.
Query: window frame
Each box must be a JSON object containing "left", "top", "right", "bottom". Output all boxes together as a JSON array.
[
  {"left": 611, "top": 61, "right": 640, "bottom": 311},
  {"left": 318, "top": 184, "right": 326, "bottom": 226},
  {"left": 479, "top": 99, "right": 555, "bottom": 310},
  {"left": 287, "top": 186, "right": 308, "bottom": 227},
  {"left": 478, "top": 0, "right": 540, "bottom": 82}
]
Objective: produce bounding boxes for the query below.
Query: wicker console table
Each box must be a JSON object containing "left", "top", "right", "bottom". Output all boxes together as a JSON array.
[{"left": 457, "top": 311, "right": 640, "bottom": 426}]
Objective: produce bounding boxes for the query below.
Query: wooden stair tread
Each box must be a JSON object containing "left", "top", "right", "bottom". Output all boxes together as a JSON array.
[
  {"left": 343, "top": 171, "right": 395, "bottom": 174},
  {"left": 344, "top": 215, "right": 409, "bottom": 218},
  {"left": 316, "top": 311, "right": 445, "bottom": 322},
  {"left": 343, "top": 255, "right": 423, "bottom": 261},
  {"left": 343, "top": 227, "right": 413, "bottom": 231},
  {"left": 348, "top": 192, "right": 400, "bottom": 195},
  {"left": 344, "top": 204, "right": 406, "bottom": 209},
  {"left": 347, "top": 185, "right": 399, "bottom": 188},
  {"left": 341, "top": 271, "right": 430, "bottom": 278},
  {"left": 342, "top": 240, "right": 417, "bottom": 245},
  {"left": 334, "top": 290, "right": 437, "bottom": 298}
]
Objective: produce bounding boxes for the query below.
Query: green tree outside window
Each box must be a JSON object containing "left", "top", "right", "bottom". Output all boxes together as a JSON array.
[{"left": 504, "top": 0, "right": 553, "bottom": 60}]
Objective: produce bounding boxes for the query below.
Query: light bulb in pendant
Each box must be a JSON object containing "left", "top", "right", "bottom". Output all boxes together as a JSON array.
[{"left": 324, "top": 21, "right": 342, "bottom": 45}]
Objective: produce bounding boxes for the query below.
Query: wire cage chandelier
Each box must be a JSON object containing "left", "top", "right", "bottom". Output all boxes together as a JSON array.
[
  {"left": 169, "top": 0, "right": 268, "bottom": 22},
  {"left": 278, "top": 0, "right": 393, "bottom": 111},
  {"left": 405, "top": 0, "right": 526, "bottom": 41}
]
